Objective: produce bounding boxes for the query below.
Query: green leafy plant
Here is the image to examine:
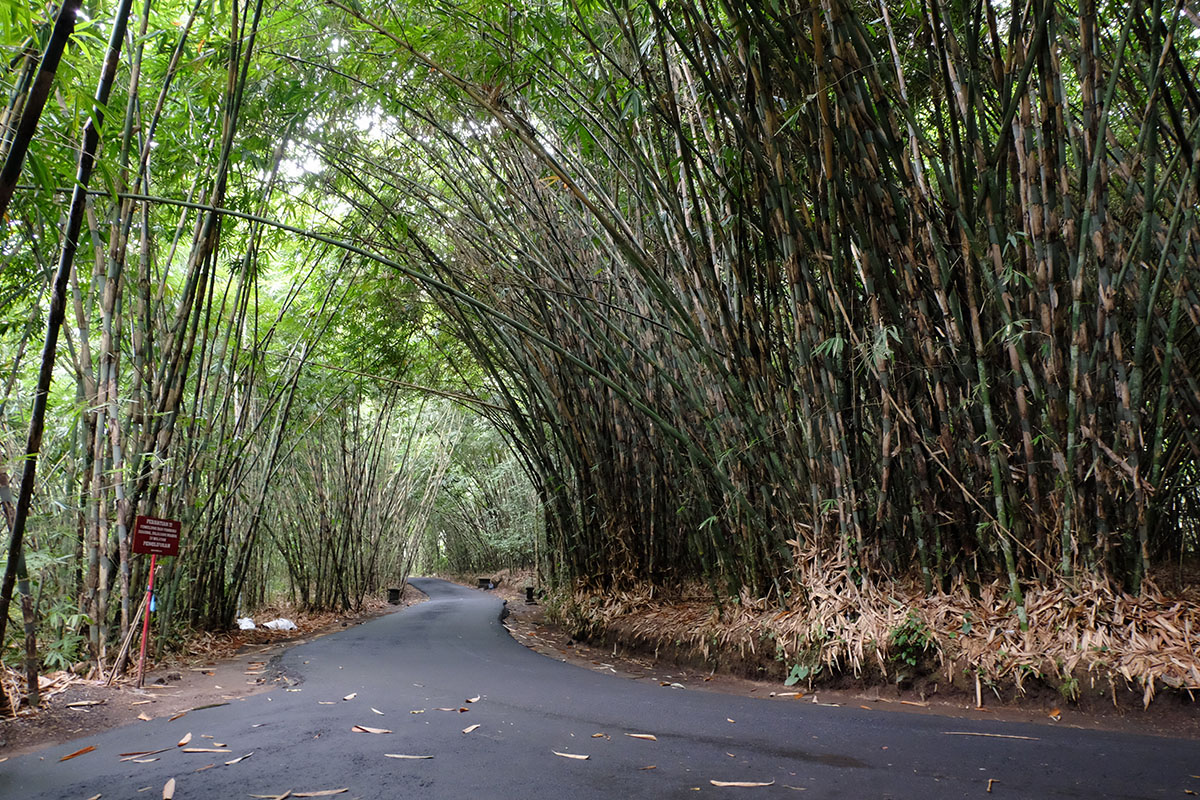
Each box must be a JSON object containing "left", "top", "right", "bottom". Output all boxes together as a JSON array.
[
  {"left": 889, "top": 612, "right": 933, "bottom": 668},
  {"left": 39, "top": 599, "right": 92, "bottom": 673},
  {"left": 783, "top": 662, "right": 821, "bottom": 686}
]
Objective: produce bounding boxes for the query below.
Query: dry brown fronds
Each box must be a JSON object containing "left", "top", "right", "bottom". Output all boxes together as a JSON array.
[{"left": 557, "top": 547, "right": 1200, "bottom": 708}]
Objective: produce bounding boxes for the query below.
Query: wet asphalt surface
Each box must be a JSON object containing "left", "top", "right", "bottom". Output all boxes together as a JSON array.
[{"left": 3, "top": 578, "right": 1196, "bottom": 799}]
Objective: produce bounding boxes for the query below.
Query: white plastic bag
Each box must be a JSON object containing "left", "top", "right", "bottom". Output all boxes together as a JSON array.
[
  {"left": 263, "top": 618, "right": 297, "bottom": 631},
  {"left": 236, "top": 617, "right": 256, "bottom": 630}
]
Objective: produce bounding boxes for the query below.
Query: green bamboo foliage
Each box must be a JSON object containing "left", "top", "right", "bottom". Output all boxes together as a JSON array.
[
  {"left": 0, "top": 0, "right": 430, "bottom": 677},
  {"left": 269, "top": 396, "right": 459, "bottom": 611},
  {"left": 320, "top": 0, "right": 1199, "bottom": 602}
]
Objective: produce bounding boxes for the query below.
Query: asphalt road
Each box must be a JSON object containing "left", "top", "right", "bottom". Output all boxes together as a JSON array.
[{"left": 3, "top": 578, "right": 1196, "bottom": 799}]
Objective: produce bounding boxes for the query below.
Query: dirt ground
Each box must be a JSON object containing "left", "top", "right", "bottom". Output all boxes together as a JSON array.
[
  {"left": 3, "top": 578, "right": 1196, "bottom": 762},
  {"left": 0, "top": 590, "right": 426, "bottom": 760}
]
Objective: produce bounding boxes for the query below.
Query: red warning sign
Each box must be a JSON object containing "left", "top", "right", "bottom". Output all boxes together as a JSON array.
[{"left": 132, "top": 516, "right": 181, "bottom": 557}]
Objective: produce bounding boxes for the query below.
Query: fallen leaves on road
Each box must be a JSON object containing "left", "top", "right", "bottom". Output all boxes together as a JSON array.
[
  {"left": 177, "top": 733, "right": 193, "bottom": 747},
  {"left": 466, "top": 695, "right": 481, "bottom": 703},
  {"left": 292, "top": 791, "right": 348, "bottom": 797},
  {"left": 640, "top": 765, "right": 657, "bottom": 771},
  {"left": 350, "top": 725, "right": 391, "bottom": 734},
  {"left": 943, "top": 731, "right": 1039, "bottom": 741},
  {"left": 462, "top": 724, "right": 480, "bottom": 734},
  {"left": 710, "top": 780, "right": 775, "bottom": 787},
  {"left": 625, "top": 734, "right": 657, "bottom": 741},
  {"left": 168, "top": 711, "right": 187, "bottom": 721},
  {"left": 553, "top": 751, "right": 590, "bottom": 760},
  {"left": 384, "top": 754, "right": 433, "bottom": 760},
  {"left": 85, "top": 795, "right": 101, "bottom": 800},
  {"left": 181, "top": 748, "right": 233, "bottom": 753},
  {"left": 163, "top": 778, "right": 176, "bottom": 799},
  {"left": 138, "top": 712, "right": 153, "bottom": 721},
  {"left": 342, "top": 693, "right": 357, "bottom": 701},
  {"left": 67, "top": 699, "right": 105, "bottom": 708},
  {"left": 370, "top": 707, "right": 384, "bottom": 715},
  {"left": 410, "top": 709, "right": 425, "bottom": 714},
  {"left": 591, "top": 733, "right": 609, "bottom": 739},
  {"left": 120, "top": 748, "right": 172, "bottom": 761},
  {"left": 317, "top": 701, "right": 335, "bottom": 705},
  {"left": 226, "top": 753, "right": 254, "bottom": 765},
  {"left": 59, "top": 745, "right": 96, "bottom": 762},
  {"left": 133, "top": 758, "right": 160, "bottom": 764}
]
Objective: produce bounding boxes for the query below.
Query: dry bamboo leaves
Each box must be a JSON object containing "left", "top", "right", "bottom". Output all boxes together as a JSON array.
[
  {"left": 121, "top": 748, "right": 172, "bottom": 761},
  {"left": 59, "top": 745, "right": 95, "bottom": 762},
  {"left": 552, "top": 751, "right": 589, "bottom": 760},
  {"left": 462, "top": 724, "right": 480, "bottom": 734},
  {"left": 384, "top": 754, "right": 433, "bottom": 760},
  {"left": 249, "top": 791, "right": 347, "bottom": 799},
  {"left": 177, "top": 733, "right": 192, "bottom": 747},
  {"left": 943, "top": 732, "right": 1038, "bottom": 741},
  {"left": 342, "top": 693, "right": 357, "bottom": 701},
  {"left": 370, "top": 707, "right": 384, "bottom": 715},
  {"left": 163, "top": 778, "right": 176, "bottom": 799},
  {"left": 625, "top": 733, "right": 657, "bottom": 741},
  {"left": 350, "top": 725, "right": 392, "bottom": 734},
  {"left": 710, "top": 780, "right": 775, "bottom": 787},
  {"left": 226, "top": 753, "right": 254, "bottom": 765}
]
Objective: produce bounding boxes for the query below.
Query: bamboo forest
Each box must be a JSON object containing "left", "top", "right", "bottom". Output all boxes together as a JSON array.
[{"left": 1, "top": 0, "right": 1198, "bottom": 713}]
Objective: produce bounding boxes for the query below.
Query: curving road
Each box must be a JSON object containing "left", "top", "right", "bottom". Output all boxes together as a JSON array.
[{"left": 3, "top": 578, "right": 1195, "bottom": 798}]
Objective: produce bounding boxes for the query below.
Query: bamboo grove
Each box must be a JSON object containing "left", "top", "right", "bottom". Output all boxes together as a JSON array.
[
  {"left": 303, "top": 0, "right": 1200, "bottom": 607},
  {"left": 1, "top": 0, "right": 1199, "bottom": 702},
  {"left": 0, "top": 0, "right": 512, "bottom": 701}
]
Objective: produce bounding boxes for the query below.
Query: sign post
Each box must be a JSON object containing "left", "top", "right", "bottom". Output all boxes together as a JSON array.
[{"left": 132, "top": 516, "right": 180, "bottom": 688}]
